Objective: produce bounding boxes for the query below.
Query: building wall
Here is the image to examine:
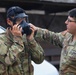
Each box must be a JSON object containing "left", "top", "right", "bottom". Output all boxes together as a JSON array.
[{"left": 41, "top": 0, "right": 76, "bottom": 3}]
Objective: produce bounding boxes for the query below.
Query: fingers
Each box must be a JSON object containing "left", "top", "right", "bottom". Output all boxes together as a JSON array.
[
  {"left": 17, "top": 25, "right": 22, "bottom": 31},
  {"left": 12, "top": 24, "right": 22, "bottom": 31},
  {"left": 13, "top": 24, "right": 19, "bottom": 30},
  {"left": 10, "top": 24, "right": 22, "bottom": 36},
  {"left": 19, "top": 27, "right": 22, "bottom": 32},
  {"left": 29, "top": 23, "right": 34, "bottom": 28},
  {"left": 29, "top": 23, "right": 38, "bottom": 31}
]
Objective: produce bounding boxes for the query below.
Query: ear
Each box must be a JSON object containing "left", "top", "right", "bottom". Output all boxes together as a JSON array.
[
  {"left": 7, "top": 18, "right": 12, "bottom": 25},
  {"left": 7, "top": 18, "right": 10, "bottom": 24}
]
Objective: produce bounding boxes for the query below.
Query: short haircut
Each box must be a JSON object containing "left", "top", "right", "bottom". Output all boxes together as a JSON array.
[{"left": 68, "top": 8, "right": 76, "bottom": 18}]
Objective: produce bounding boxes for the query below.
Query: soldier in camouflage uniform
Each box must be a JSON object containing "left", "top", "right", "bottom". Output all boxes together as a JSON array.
[
  {"left": 0, "top": 24, "right": 24, "bottom": 74},
  {"left": 30, "top": 8, "right": 76, "bottom": 75},
  {"left": 0, "top": 6, "right": 44, "bottom": 75}
]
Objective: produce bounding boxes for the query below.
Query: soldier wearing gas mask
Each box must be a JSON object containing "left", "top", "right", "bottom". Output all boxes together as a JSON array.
[
  {"left": 7, "top": 6, "right": 32, "bottom": 35},
  {"left": 2, "top": 6, "right": 44, "bottom": 75}
]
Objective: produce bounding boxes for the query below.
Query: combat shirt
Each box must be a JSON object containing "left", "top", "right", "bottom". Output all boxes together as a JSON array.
[
  {"left": 35, "top": 28, "right": 76, "bottom": 75},
  {"left": 0, "top": 29, "right": 44, "bottom": 75}
]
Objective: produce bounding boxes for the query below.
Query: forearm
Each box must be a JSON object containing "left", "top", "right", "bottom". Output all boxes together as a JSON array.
[
  {"left": 35, "top": 28, "right": 51, "bottom": 41},
  {"left": 27, "top": 38, "right": 44, "bottom": 64},
  {"left": 35, "top": 28, "right": 64, "bottom": 47}
]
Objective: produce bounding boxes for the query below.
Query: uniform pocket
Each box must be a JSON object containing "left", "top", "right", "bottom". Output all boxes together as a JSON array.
[{"left": 0, "top": 61, "right": 6, "bottom": 74}]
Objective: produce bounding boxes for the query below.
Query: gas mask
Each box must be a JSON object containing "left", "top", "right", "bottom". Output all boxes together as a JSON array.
[
  {"left": 9, "top": 14, "right": 32, "bottom": 35},
  {"left": 19, "top": 20, "right": 32, "bottom": 35},
  {"left": 7, "top": 6, "right": 32, "bottom": 35}
]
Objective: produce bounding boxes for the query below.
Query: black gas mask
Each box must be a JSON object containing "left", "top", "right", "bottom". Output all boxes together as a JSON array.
[
  {"left": 9, "top": 14, "right": 32, "bottom": 35},
  {"left": 18, "top": 19, "right": 32, "bottom": 35}
]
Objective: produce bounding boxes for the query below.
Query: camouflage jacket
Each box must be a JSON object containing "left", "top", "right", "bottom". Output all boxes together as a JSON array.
[
  {"left": 35, "top": 28, "right": 76, "bottom": 75},
  {"left": 0, "top": 29, "right": 44, "bottom": 75}
]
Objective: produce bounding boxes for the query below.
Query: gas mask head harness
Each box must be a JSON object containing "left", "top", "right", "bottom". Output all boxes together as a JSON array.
[{"left": 7, "top": 6, "right": 32, "bottom": 35}]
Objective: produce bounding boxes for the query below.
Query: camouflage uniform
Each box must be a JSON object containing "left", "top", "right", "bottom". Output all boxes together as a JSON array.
[
  {"left": 35, "top": 28, "right": 76, "bottom": 75},
  {"left": 0, "top": 29, "right": 44, "bottom": 75}
]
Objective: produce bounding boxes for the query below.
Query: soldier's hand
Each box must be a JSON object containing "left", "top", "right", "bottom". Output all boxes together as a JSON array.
[
  {"left": 29, "top": 23, "right": 38, "bottom": 31},
  {"left": 10, "top": 24, "right": 22, "bottom": 37},
  {"left": 26, "top": 23, "right": 35, "bottom": 40}
]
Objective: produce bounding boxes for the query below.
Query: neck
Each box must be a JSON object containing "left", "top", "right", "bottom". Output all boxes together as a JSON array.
[{"left": 73, "top": 35, "right": 76, "bottom": 41}]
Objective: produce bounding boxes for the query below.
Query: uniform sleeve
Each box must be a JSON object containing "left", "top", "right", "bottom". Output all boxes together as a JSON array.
[
  {"left": 0, "top": 38, "right": 8, "bottom": 74},
  {"left": 27, "top": 38, "right": 44, "bottom": 64},
  {"left": 5, "top": 36, "right": 24, "bottom": 65},
  {"left": 35, "top": 28, "right": 65, "bottom": 48}
]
